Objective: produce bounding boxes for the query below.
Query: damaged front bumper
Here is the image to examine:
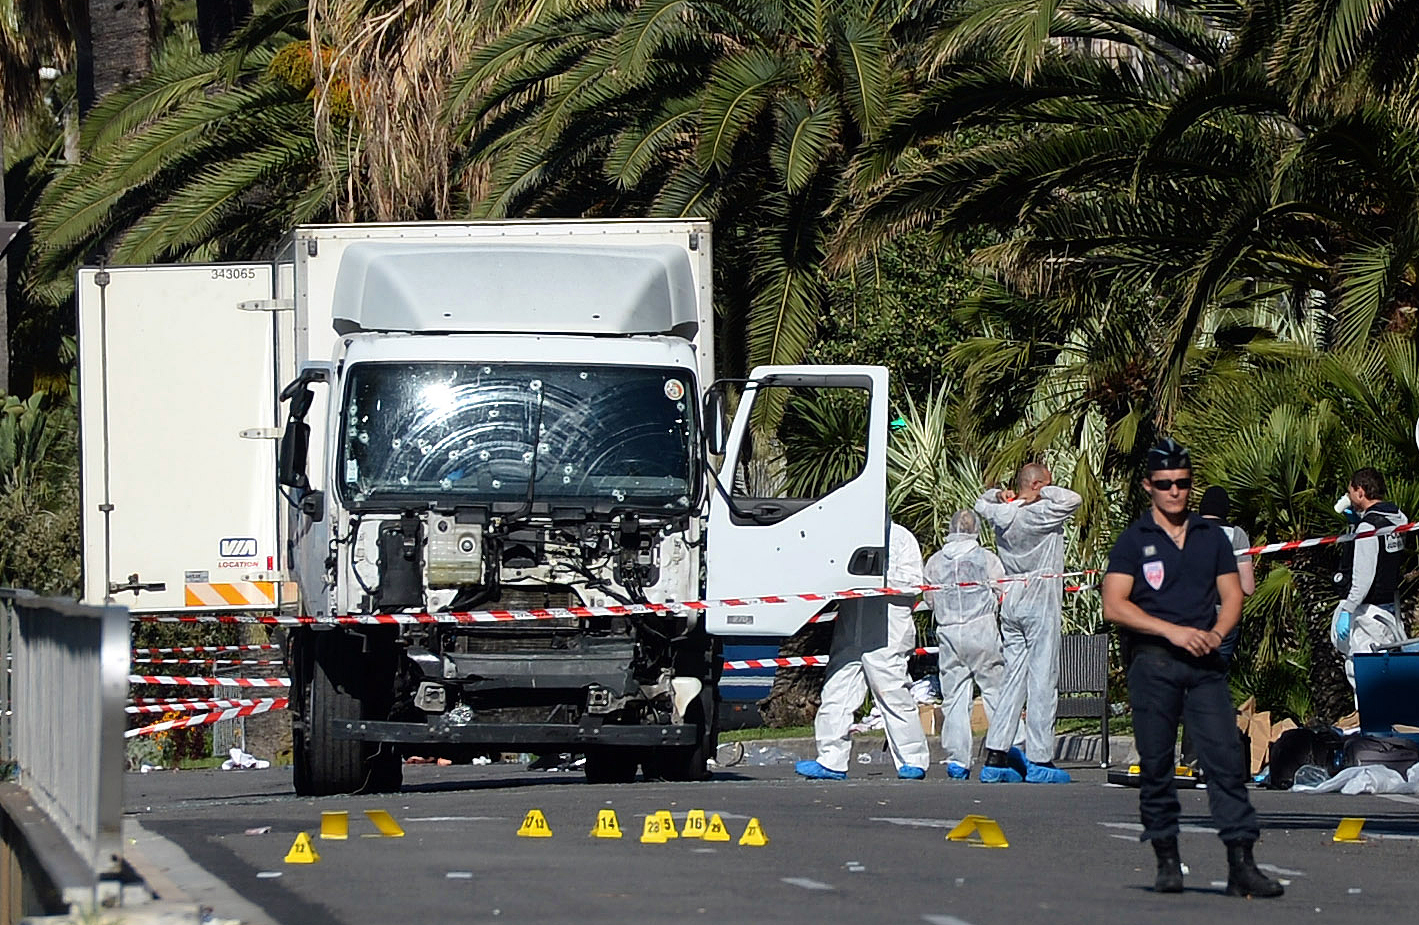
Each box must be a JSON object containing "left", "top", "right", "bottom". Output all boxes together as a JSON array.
[{"left": 331, "top": 716, "right": 697, "bottom": 748}]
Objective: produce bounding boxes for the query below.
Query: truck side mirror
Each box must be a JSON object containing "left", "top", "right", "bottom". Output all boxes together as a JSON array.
[
  {"left": 704, "top": 384, "right": 729, "bottom": 456},
  {"left": 278, "top": 420, "right": 310, "bottom": 490},
  {"left": 278, "top": 379, "right": 317, "bottom": 491}
]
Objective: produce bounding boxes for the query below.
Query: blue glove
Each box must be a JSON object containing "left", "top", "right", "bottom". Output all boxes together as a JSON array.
[
  {"left": 1342, "top": 507, "right": 1361, "bottom": 525},
  {"left": 1336, "top": 611, "right": 1351, "bottom": 645}
]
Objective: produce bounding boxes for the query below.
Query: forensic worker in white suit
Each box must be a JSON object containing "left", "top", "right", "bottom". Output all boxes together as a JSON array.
[
  {"left": 796, "top": 522, "right": 931, "bottom": 780},
  {"left": 974, "top": 463, "right": 1081, "bottom": 783}
]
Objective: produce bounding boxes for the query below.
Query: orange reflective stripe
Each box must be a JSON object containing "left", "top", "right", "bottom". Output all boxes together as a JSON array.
[{"left": 214, "top": 583, "right": 248, "bottom": 605}]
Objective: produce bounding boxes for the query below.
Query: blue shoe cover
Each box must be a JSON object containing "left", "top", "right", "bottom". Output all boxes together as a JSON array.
[
  {"left": 795, "top": 759, "right": 847, "bottom": 780},
  {"left": 1007, "top": 746, "right": 1031, "bottom": 775},
  {"left": 945, "top": 762, "right": 969, "bottom": 780},
  {"left": 898, "top": 765, "right": 926, "bottom": 780},
  {"left": 1024, "top": 762, "right": 1071, "bottom": 784},
  {"left": 979, "top": 765, "right": 1023, "bottom": 783}
]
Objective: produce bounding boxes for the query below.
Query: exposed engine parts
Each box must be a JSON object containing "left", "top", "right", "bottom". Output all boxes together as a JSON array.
[
  {"left": 344, "top": 509, "right": 682, "bottom": 616},
  {"left": 332, "top": 508, "right": 706, "bottom": 743}
]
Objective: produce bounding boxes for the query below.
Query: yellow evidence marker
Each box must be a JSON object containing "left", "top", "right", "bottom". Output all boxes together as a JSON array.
[
  {"left": 364, "top": 809, "right": 405, "bottom": 838},
  {"left": 319, "top": 811, "right": 349, "bottom": 840},
  {"left": 738, "top": 818, "right": 769, "bottom": 847},
  {"left": 702, "top": 813, "right": 731, "bottom": 842},
  {"left": 517, "top": 809, "right": 553, "bottom": 838},
  {"left": 655, "top": 810, "right": 679, "bottom": 838},
  {"left": 592, "top": 809, "right": 624, "bottom": 839},
  {"left": 284, "top": 832, "right": 321, "bottom": 864},
  {"left": 682, "top": 809, "right": 707, "bottom": 839},
  {"left": 1333, "top": 818, "right": 1367, "bottom": 843},
  {"left": 946, "top": 814, "right": 1009, "bottom": 849},
  {"left": 640, "top": 814, "right": 668, "bottom": 844}
]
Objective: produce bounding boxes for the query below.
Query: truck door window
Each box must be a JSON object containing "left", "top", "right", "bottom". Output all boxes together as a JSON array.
[{"left": 731, "top": 385, "right": 869, "bottom": 503}]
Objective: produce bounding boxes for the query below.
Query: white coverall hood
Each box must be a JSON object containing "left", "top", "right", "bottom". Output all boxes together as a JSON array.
[{"left": 925, "top": 534, "right": 1005, "bottom": 627}]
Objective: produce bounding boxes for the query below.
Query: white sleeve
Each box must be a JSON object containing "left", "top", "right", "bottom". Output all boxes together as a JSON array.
[
  {"left": 984, "top": 551, "right": 1006, "bottom": 585},
  {"left": 888, "top": 525, "right": 925, "bottom": 587},
  {"left": 1018, "top": 485, "right": 1082, "bottom": 532},
  {"left": 974, "top": 489, "right": 1018, "bottom": 531},
  {"left": 1233, "top": 526, "right": 1252, "bottom": 565}
]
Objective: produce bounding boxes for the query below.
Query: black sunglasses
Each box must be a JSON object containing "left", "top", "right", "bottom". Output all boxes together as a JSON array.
[{"left": 1149, "top": 477, "right": 1193, "bottom": 491}]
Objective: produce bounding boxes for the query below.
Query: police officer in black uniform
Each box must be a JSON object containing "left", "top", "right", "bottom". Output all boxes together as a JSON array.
[{"left": 1102, "top": 439, "right": 1282, "bottom": 898}]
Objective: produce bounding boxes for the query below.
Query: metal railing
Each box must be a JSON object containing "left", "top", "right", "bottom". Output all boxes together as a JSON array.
[{"left": 2, "top": 589, "right": 127, "bottom": 880}]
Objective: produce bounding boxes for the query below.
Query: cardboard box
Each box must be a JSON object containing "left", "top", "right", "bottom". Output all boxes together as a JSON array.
[
  {"left": 918, "top": 704, "right": 943, "bottom": 736},
  {"left": 971, "top": 697, "right": 988, "bottom": 734},
  {"left": 1235, "top": 696, "right": 1298, "bottom": 775}
]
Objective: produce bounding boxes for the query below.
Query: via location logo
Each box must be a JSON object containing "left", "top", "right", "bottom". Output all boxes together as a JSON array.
[{"left": 219, "top": 537, "right": 258, "bottom": 558}]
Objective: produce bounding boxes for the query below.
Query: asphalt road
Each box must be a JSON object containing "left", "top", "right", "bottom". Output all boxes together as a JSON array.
[{"left": 124, "top": 759, "right": 1419, "bottom": 925}]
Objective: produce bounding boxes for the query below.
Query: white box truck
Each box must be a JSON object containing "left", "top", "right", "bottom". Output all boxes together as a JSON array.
[{"left": 78, "top": 219, "right": 891, "bottom": 794}]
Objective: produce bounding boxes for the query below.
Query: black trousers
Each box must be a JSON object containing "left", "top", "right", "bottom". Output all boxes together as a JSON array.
[{"left": 1127, "top": 647, "right": 1259, "bottom": 844}]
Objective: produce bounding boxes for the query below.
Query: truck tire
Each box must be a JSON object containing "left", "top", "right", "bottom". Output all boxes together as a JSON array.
[
  {"left": 583, "top": 747, "right": 640, "bottom": 784},
  {"left": 289, "top": 631, "right": 314, "bottom": 796},
  {"left": 295, "top": 630, "right": 403, "bottom": 796},
  {"left": 642, "top": 691, "right": 715, "bottom": 782},
  {"left": 643, "top": 631, "right": 720, "bottom": 781}
]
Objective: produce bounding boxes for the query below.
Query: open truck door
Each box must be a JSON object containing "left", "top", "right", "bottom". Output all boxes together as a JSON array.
[
  {"left": 77, "top": 264, "right": 285, "bottom": 611},
  {"left": 704, "top": 366, "right": 889, "bottom": 636}
]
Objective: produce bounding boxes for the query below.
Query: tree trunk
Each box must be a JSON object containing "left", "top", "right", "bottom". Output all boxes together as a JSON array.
[
  {"left": 756, "top": 621, "right": 834, "bottom": 727},
  {"left": 196, "top": 0, "right": 252, "bottom": 54},
  {"left": 80, "top": 0, "right": 158, "bottom": 115}
]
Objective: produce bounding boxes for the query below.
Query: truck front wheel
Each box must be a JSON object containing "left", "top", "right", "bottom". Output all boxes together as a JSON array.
[
  {"left": 583, "top": 747, "right": 640, "bottom": 784},
  {"left": 292, "top": 629, "right": 402, "bottom": 796}
]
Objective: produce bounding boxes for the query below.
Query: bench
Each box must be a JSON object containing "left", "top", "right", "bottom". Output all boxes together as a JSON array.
[{"left": 1057, "top": 632, "right": 1110, "bottom": 768}]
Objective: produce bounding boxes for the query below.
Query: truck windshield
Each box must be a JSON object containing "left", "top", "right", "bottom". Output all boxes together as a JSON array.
[{"left": 339, "top": 362, "right": 697, "bottom": 511}]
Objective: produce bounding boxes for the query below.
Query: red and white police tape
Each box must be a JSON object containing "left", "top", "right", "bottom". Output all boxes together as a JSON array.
[
  {"left": 129, "top": 658, "right": 281, "bottom": 666},
  {"left": 126, "top": 697, "right": 284, "bottom": 714},
  {"left": 128, "top": 675, "right": 290, "bottom": 688},
  {"left": 131, "top": 644, "right": 280, "bottom": 655},
  {"left": 121, "top": 520, "right": 1408, "bottom": 633},
  {"left": 1237, "top": 518, "right": 1419, "bottom": 557},
  {"left": 128, "top": 574, "right": 1099, "bottom": 628},
  {"left": 722, "top": 655, "right": 831, "bottom": 670},
  {"left": 721, "top": 646, "right": 946, "bottom": 671},
  {"left": 125, "top": 698, "right": 288, "bottom": 738}
]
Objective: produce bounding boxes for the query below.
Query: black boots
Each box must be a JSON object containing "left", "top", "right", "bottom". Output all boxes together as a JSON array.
[
  {"left": 1225, "top": 841, "right": 1284, "bottom": 898},
  {"left": 1152, "top": 837, "right": 1184, "bottom": 893},
  {"left": 1149, "top": 839, "right": 1283, "bottom": 898}
]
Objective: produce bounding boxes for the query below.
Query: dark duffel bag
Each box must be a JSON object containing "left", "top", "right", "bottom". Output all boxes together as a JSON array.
[
  {"left": 1268, "top": 725, "right": 1344, "bottom": 789},
  {"left": 1341, "top": 735, "right": 1419, "bottom": 775}
]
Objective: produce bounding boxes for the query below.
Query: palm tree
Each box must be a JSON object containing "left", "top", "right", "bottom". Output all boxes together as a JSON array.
[
  {"left": 197, "top": 0, "right": 254, "bottom": 54},
  {"left": 838, "top": 0, "right": 1419, "bottom": 428},
  {"left": 2, "top": 0, "right": 79, "bottom": 391},
  {"left": 1181, "top": 332, "right": 1419, "bottom": 720},
  {"left": 0, "top": 388, "right": 81, "bottom": 594},
  {"left": 80, "top": 0, "right": 158, "bottom": 113},
  {"left": 24, "top": 1, "right": 339, "bottom": 309},
  {"left": 305, "top": 0, "right": 542, "bottom": 222},
  {"left": 447, "top": 0, "right": 946, "bottom": 423},
  {"left": 827, "top": 0, "right": 1419, "bottom": 721}
]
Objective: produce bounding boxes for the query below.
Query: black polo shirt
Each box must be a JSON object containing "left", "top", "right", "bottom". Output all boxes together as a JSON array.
[{"left": 1106, "top": 513, "right": 1238, "bottom": 638}]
